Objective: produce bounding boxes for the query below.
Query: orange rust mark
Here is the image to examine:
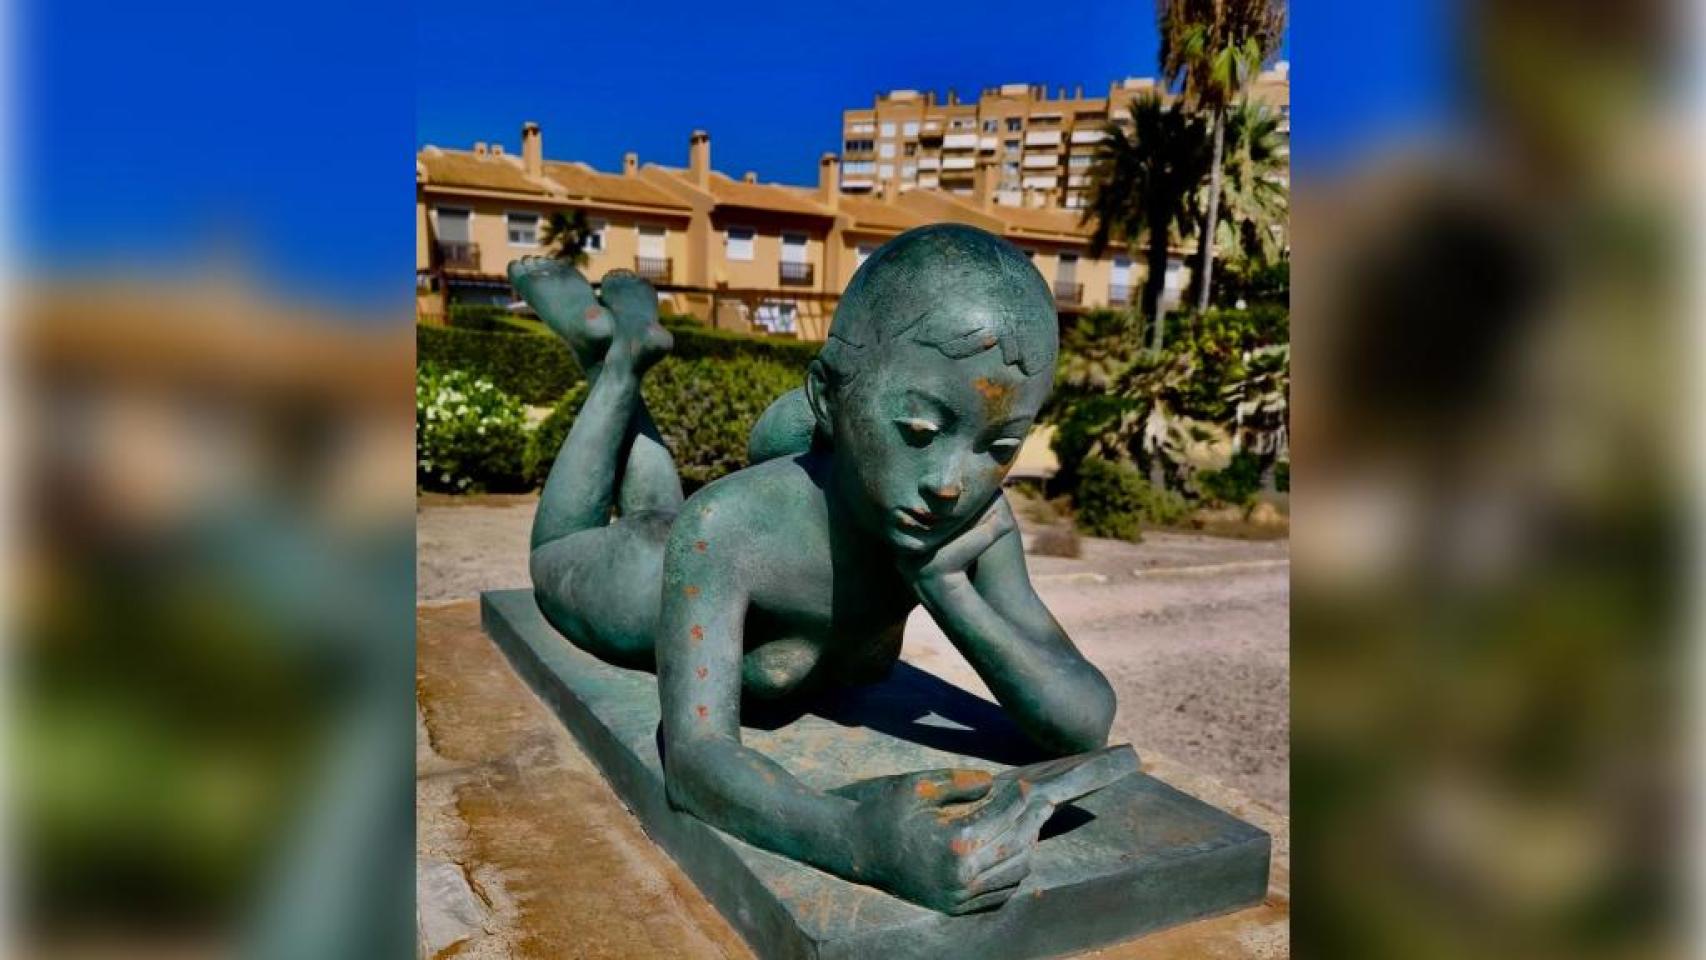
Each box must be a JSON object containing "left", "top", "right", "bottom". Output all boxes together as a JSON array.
[
  {"left": 683, "top": 585, "right": 700, "bottom": 598},
  {"left": 972, "top": 376, "right": 1016, "bottom": 419},
  {"left": 695, "top": 666, "right": 709, "bottom": 679},
  {"left": 695, "top": 704, "right": 708, "bottom": 719},
  {"left": 584, "top": 306, "right": 602, "bottom": 320},
  {"left": 689, "top": 624, "right": 704, "bottom": 645},
  {"left": 949, "top": 836, "right": 978, "bottom": 856},
  {"left": 982, "top": 336, "right": 998, "bottom": 349},
  {"left": 914, "top": 779, "right": 942, "bottom": 800},
  {"left": 1017, "top": 778, "right": 1032, "bottom": 799},
  {"left": 694, "top": 540, "right": 708, "bottom": 552},
  {"left": 951, "top": 769, "right": 993, "bottom": 792}
]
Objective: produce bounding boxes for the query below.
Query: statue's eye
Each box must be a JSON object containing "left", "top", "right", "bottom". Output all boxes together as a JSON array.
[
  {"left": 989, "top": 438, "right": 1022, "bottom": 463},
  {"left": 895, "top": 418, "right": 939, "bottom": 447}
]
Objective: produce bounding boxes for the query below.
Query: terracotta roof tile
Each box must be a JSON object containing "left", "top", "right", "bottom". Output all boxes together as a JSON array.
[
  {"left": 837, "top": 194, "right": 931, "bottom": 233},
  {"left": 698, "top": 172, "right": 834, "bottom": 218},
  {"left": 418, "top": 149, "right": 547, "bottom": 194},
  {"left": 540, "top": 160, "right": 690, "bottom": 211}
]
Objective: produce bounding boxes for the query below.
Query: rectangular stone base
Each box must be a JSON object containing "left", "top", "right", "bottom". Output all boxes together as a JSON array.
[{"left": 481, "top": 589, "right": 1270, "bottom": 960}]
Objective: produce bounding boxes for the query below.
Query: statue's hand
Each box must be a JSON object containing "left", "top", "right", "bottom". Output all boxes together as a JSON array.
[
  {"left": 898, "top": 497, "right": 1015, "bottom": 599},
  {"left": 847, "top": 767, "right": 1042, "bottom": 914}
]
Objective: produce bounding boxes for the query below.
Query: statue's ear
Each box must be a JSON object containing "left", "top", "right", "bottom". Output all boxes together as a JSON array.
[{"left": 805, "top": 360, "right": 834, "bottom": 442}]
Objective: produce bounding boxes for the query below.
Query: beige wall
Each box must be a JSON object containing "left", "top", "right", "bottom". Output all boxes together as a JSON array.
[{"left": 422, "top": 193, "right": 689, "bottom": 282}]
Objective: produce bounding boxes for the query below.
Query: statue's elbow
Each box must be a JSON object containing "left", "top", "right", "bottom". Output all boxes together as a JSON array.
[{"left": 1058, "top": 672, "right": 1117, "bottom": 754}]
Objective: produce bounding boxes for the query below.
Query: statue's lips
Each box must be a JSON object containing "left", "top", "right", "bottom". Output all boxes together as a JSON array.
[{"left": 895, "top": 506, "right": 948, "bottom": 532}]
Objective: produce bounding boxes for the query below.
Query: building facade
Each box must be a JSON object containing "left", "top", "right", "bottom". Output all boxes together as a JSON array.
[
  {"left": 840, "top": 63, "right": 1290, "bottom": 210},
  {"left": 417, "top": 124, "right": 1197, "bottom": 337}
]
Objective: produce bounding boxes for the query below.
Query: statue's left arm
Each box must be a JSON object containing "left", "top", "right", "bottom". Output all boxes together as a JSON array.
[{"left": 907, "top": 496, "right": 1116, "bottom": 755}]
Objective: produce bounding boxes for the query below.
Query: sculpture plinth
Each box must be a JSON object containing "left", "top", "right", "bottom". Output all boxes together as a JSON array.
[{"left": 483, "top": 589, "right": 1270, "bottom": 960}]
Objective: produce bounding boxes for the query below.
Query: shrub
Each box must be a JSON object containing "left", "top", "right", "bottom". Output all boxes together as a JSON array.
[
  {"left": 1275, "top": 459, "right": 1290, "bottom": 493},
  {"left": 1073, "top": 457, "right": 1191, "bottom": 541},
  {"left": 417, "top": 366, "right": 531, "bottom": 493},
  {"left": 1195, "top": 449, "right": 1264, "bottom": 507},
  {"left": 416, "top": 322, "right": 820, "bottom": 407},
  {"left": 527, "top": 354, "right": 802, "bottom": 493},
  {"left": 417, "top": 326, "right": 584, "bottom": 405}
]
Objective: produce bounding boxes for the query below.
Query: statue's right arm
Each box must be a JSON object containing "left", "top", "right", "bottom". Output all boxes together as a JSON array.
[{"left": 655, "top": 509, "right": 864, "bottom": 878}]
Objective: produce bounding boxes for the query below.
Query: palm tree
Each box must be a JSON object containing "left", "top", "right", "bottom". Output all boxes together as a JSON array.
[
  {"left": 539, "top": 210, "right": 595, "bottom": 265},
  {"left": 1083, "top": 94, "right": 1211, "bottom": 351},
  {"left": 1208, "top": 100, "right": 1288, "bottom": 266},
  {"left": 1159, "top": 0, "right": 1287, "bottom": 311}
]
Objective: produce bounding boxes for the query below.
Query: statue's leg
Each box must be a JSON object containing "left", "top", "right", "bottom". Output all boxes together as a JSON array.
[
  {"left": 518, "top": 266, "right": 677, "bottom": 667},
  {"left": 510, "top": 257, "right": 683, "bottom": 531}
]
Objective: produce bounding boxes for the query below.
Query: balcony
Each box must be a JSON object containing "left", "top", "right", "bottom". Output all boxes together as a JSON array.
[
  {"left": 635, "top": 256, "right": 673, "bottom": 283},
  {"left": 1109, "top": 284, "right": 1132, "bottom": 306},
  {"left": 779, "top": 261, "right": 815, "bottom": 286},
  {"left": 1053, "top": 281, "right": 1083, "bottom": 304},
  {"left": 437, "top": 241, "right": 481, "bottom": 272}
]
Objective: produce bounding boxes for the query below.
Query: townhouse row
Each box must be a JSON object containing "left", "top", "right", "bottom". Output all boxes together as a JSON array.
[{"left": 415, "top": 123, "right": 1191, "bottom": 340}]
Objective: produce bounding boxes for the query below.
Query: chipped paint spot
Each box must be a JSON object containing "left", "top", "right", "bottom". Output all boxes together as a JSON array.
[
  {"left": 695, "top": 704, "right": 708, "bottom": 719},
  {"left": 694, "top": 540, "right": 708, "bottom": 552},
  {"left": 915, "top": 779, "right": 942, "bottom": 800},
  {"left": 689, "top": 624, "right": 704, "bottom": 645},
  {"left": 584, "top": 306, "right": 602, "bottom": 321},
  {"left": 982, "top": 336, "right": 998, "bottom": 349},
  {"left": 695, "top": 666, "right": 709, "bottom": 679},
  {"left": 949, "top": 836, "right": 978, "bottom": 856},
  {"left": 683, "top": 585, "right": 700, "bottom": 598},
  {"left": 971, "top": 376, "right": 1016, "bottom": 419},
  {"left": 951, "top": 769, "right": 993, "bottom": 792},
  {"left": 1018, "top": 778, "right": 1032, "bottom": 799}
]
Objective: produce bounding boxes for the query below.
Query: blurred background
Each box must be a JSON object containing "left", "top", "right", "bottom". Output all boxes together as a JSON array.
[
  {"left": 9, "top": 0, "right": 417, "bottom": 957},
  {"left": 1291, "top": 0, "right": 1698, "bottom": 957}
]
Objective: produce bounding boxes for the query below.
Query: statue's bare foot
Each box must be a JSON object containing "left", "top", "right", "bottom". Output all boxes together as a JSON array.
[
  {"left": 507, "top": 256, "right": 613, "bottom": 371},
  {"left": 599, "top": 270, "right": 674, "bottom": 372}
]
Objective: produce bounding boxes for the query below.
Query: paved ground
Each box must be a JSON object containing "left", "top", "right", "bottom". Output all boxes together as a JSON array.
[
  {"left": 417, "top": 496, "right": 1291, "bottom": 815},
  {"left": 417, "top": 601, "right": 1289, "bottom": 960}
]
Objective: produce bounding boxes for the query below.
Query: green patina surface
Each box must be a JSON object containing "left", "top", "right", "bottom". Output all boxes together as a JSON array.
[{"left": 483, "top": 589, "right": 1269, "bottom": 960}]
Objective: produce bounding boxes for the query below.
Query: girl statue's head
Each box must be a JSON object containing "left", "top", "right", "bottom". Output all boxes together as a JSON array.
[{"left": 807, "top": 223, "right": 1059, "bottom": 553}]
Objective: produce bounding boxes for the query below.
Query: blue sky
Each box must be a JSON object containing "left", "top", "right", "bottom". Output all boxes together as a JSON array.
[
  {"left": 20, "top": 0, "right": 1448, "bottom": 309},
  {"left": 416, "top": 0, "right": 1294, "bottom": 185}
]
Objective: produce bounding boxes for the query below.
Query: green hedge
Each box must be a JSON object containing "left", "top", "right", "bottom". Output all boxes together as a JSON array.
[
  {"left": 417, "top": 322, "right": 820, "bottom": 407},
  {"left": 1073, "top": 457, "right": 1191, "bottom": 542},
  {"left": 526, "top": 354, "right": 802, "bottom": 492}
]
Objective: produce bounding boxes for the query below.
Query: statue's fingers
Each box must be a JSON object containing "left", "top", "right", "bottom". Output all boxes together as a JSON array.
[
  {"left": 969, "top": 850, "right": 1031, "bottom": 894},
  {"left": 949, "top": 884, "right": 1019, "bottom": 915}
]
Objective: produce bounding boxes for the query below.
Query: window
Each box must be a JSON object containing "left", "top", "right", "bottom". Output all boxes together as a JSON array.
[
  {"left": 506, "top": 211, "right": 539, "bottom": 246},
  {"left": 901, "top": 164, "right": 917, "bottom": 180},
  {"left": 903, "top": 142, "right": 917, "bottom": 157},
  {"left": 843, "top": 138, "right": 874, "bottom": 153},
  {"left": 726, "top": 227, "right": 755, "bottom": 262},
  {"left": 902, "top": 121, "right": 919, "bottom": 136},
  {"left": 1003, "top": 161, "right": 1020, "bottom": 175},
  {"left": 981, "top": 119, "right": 997, "bottom": 133},
  {"left": 435, "top": 207, "right": 471, "bottom": 243},
  {"left": 1004, "top": 139, "right": 1020, "bottom": 154},
  {"left": 1006, "top": 117, "right": 1022, "bottom": 132},
  {"left": 878, "top": 142, "right": 895, "bottom": 159},
  {"left": 842, "top": 161, "right": 875, "bottom": 175},
  {"left": 585, "top": 218, "right": 607, "bottom": 252},
  {"left": 880, "top": 122, "right": 896, "bottom": 137},
  {"left": 856, "top": 244, "right": 877, "bottom": 267},
  {"left": 878, "top": 164, "right": 894, "bottom": 179},
  {"left": 754, "top": 300, "right": 798, "bottom": 334},
  {"left": 1069, "top": 154, "right": 1094, "bottom": 167}
]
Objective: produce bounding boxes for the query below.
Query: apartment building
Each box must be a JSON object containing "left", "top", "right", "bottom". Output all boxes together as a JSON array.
[
  {"left": 840, "top": 63, "right": 1290, "bottom": 210},
  {"left": 417, "top": 124, "right": 1194, "bottom": 337}
]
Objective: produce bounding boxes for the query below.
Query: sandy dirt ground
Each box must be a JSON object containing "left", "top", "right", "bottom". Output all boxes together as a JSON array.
[{"left": 416, "top": 495, "right": 1289, "bottom": 816}]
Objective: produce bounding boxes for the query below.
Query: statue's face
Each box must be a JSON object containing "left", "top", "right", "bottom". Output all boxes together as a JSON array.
[{"left": 833, "top": 335, "right": 1051, "bottom": 554}]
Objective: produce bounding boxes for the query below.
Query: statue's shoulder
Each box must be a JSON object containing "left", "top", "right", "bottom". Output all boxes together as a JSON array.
[{"left": 673, "top": 454, "right": 825, "bottom": 544}]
